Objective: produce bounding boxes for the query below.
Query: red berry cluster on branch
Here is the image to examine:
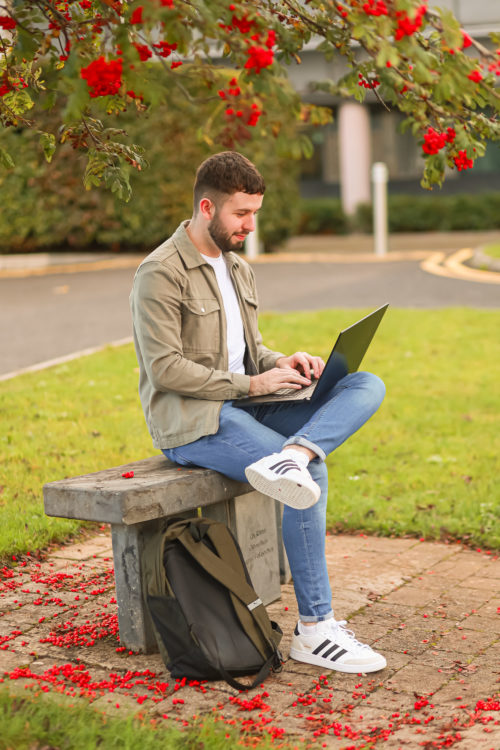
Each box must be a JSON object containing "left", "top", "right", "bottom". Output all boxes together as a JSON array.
[
  {"left": 221, "top": 6, "right": 276, "bottom": 75},
  {"left": 454, "top": 150, "right": 474, "bottom": 171},
  {"left": 0, "top": 15, "right": 16, "bottom": 30},
  {"left": 421, "top": 126, "right": 455, "bottom": 155},
  {"left": 80, "top": 57, "right": 123, "bottom": 98},
  {"left": 395, "top": 4, "right": 427, "bottom": 41},
  {"left": 358, "top": 73, "right": 379, "bottom": 88},
  {"left": 362, "top": 1, "right": 388, "bottom": 17}
]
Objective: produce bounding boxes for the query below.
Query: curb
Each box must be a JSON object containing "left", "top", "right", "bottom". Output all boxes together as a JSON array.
[
  {"left": 470, "top": 246, "right": 500, "bottom": 274},
  {"left": 0, "top": 254, "right": 144, "bottom": 279}
]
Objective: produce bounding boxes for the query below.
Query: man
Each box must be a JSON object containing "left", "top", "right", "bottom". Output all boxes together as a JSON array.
[{"left": 130, "top": 151, "right": 387, "bottom": 673}]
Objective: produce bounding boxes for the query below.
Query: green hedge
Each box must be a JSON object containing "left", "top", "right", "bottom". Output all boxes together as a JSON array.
[
  {"left": 296, "top": 197, "right": 348, "bottom": 235},
  {"left": 298, "top": 194, "right": 500, "bottom": 235},
  {"left": 354, "top": 193, "right": 500, "bottom": 233}
]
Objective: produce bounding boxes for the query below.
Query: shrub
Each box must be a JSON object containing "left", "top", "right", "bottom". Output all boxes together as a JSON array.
[
  {"left": 352, "top": 193, "right": 500, "bottom": 233},
  {"left": 0, "top": 105, "right": 300, "bottom": 254},
  {"left": 296, "top": 198, "right": 348, "bottom": 235}
]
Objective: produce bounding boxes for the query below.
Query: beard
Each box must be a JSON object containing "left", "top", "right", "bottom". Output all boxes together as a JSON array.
[{"left": 208, "top": 212, "right": 247, "bottom": 253}]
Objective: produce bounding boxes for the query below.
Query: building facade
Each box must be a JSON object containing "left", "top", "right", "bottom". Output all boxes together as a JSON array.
[{"left": 285, "top": 1, "right": 500, "bottom": 211}]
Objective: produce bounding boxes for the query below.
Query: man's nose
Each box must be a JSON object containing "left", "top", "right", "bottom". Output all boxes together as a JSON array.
[{"left": 243, "top": 214, "right": 256, "bottom": 232}]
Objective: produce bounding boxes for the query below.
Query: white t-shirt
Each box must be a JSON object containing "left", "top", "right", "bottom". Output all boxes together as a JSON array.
[{"left": 201, "top": 253, "right": 246, "bottom": 374}]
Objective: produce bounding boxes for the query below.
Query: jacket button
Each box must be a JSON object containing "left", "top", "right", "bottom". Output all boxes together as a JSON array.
[{"left": 201, "top": 307, "right": 205, "bottom": 312}]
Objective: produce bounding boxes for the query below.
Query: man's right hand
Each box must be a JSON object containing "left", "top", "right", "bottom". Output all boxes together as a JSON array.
[{"left": 248, "top": 367, "right": 312, "bottom": 396}]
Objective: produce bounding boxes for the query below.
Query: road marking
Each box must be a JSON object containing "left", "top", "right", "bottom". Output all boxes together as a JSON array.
[
  {"left": 444, "top": 248, "right": 500, "bottom": 284},
  {"left": 0, "top": 337, "right": 133, "bottom": 382},
  {"left": 420, "top": 249, "right": 500, "bottom": 284}
]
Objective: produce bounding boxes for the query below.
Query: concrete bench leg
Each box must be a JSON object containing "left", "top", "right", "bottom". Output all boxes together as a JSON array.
[
  {"left": 275, "top": 502, "right": 292, "bottom": 585},
  {"left": 111, "top": 521, "right": 158, "bottom": 654}
]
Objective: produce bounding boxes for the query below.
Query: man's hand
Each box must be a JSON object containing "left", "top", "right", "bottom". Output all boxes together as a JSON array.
[
  {"left": 248, "top": 352, "right": 326, "bottom": 397},
  {"left": 248, "top": 367, "right": 312, "bottom": 397},
  {"left": 276, "top": 352, "right": 325, "bottom": 380}
]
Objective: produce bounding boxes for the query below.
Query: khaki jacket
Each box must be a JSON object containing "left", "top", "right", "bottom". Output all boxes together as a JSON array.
[{"left": 130, "top": 222, "right": 284, "bottom": 449}]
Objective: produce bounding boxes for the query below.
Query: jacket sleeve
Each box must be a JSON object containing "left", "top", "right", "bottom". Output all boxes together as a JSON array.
[{"left": 131, "top": 262, "right": 251, "bottom": 399}]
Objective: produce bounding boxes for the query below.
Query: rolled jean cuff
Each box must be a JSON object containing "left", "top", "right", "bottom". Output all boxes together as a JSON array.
[
  {"left": 299, "top": 611, "right": 334, "bottom": 623},
  {"left": 282, "top": 436, "right": 326, "bottom": 462}
]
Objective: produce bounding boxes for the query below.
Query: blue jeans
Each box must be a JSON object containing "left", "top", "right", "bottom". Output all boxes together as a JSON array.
[{"left": 163, "top": 371, "right": 385, "bottom": 622}]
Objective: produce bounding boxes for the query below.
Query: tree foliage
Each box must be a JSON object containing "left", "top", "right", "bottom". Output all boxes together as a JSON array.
[{"left": 0, "top": 0, "right": 499, "bottom": 196}]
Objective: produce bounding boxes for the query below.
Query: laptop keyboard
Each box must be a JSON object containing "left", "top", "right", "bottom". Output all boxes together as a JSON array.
[{"left": 264, "top": 381, "right": 317, "bottom": 401}]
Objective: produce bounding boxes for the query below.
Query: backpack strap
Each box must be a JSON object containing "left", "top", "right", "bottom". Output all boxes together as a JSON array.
[{"left": 167, "top": 518, "right": 282, "bottom": 659}]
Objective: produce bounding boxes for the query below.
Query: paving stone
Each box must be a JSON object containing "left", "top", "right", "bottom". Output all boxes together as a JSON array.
[
  {"left": 431, "top": 555, "right": 489, "bottom": 579},
  {"left": 50, "top": 536, "right": 113, "bottom": 561},
  {"left": 433, "top": 628, "right": 496, "bottom": 656},
  {"left": 381, "top": 584, "right": 441, "bottom": 607},
  {"left": 384, "top": 662, "right": 449, "bottom": 694},
  {"left": 456, "top": 723, "right": 500, "bottom": 750},
  {"left": 459, "top": 575, "right": 500, "bottom": 592},
  {"left": 475, "top": 597, "right": 500, "bottom": 618},
  {"left": 0, "top": 649, "right": 35, "bottom": 673},
  {"left": 430, "top": 679, "right": 485, "bottom": 707},
  {"left": 480, "top": 559, "right": 500, "bottom": 580}
]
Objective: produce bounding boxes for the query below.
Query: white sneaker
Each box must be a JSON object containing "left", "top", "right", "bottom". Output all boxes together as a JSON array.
[
  {"left": 289, "top": 619, "right": 387, "bottom": 673},
  {"left": 245, "top": 451, "right": 320, "bottom": 509}
]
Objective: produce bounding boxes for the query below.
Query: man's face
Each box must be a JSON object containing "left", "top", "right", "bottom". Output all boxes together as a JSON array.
[{"left": 208, "top": 191, "right": 263, "bottom": 253}]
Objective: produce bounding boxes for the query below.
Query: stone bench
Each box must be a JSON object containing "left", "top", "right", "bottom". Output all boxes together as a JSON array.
[{"left": 43, "top": 455, "right": 290, "bottom": 653}]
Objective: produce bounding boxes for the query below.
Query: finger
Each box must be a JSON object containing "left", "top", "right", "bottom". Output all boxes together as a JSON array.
[
  {"left": 281, "top": 371, "right": 311, "bottom": 385},
  {"left": 295, "top": 354, "right": 312, "bottom": 379},
  {"left": 312, "top": 356, "right": 325, "bottom": 378}
]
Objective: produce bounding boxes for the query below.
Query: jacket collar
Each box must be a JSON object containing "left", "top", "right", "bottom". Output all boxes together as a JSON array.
[{"left": 172, "top": 221, "right": 241, "bottom": 271}]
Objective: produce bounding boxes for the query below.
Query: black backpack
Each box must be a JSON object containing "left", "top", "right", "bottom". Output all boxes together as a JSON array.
[{"left": 144, "top": 516, "right": 283, "bottom": 691}]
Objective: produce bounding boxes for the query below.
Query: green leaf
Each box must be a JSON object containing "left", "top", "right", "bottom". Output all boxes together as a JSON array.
[
  {"left": 438, "top": 9, "right": 463, "bottom": 50},
  {"left": 15, "top": 27, "right": 42, "bottom": 59},
  {"left": 3, "top": 89, "right": 34, "bottom": 115},
  {"left": 0, "top": 146, "right": 15, "bottom": 169},
  {"left": 104, "top": 166, "right": 131, "bottom": 202},
  {"left": 38, "top": 132, "right": 56, "bottom": 163}
]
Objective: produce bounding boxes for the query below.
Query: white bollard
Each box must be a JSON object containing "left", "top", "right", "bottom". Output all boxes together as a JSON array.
[
  {"left": 372, "top": 162, "right": 388, "bottom": 257},
  {"left": 245, "top": 215, "right": 260, "bottom": 259}
]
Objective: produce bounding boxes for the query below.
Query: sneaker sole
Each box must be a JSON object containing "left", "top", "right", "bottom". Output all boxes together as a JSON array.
[
  {"left": 245, "top": 466, "right": 320, "bottom": 509},
  {"left": 289, "top": 647, "right": 387, "bottom": 673}
]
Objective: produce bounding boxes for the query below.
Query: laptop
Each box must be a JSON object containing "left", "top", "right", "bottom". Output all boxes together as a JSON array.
[{"left": 235, "top": 304, "right": 389, "bottom": 407}]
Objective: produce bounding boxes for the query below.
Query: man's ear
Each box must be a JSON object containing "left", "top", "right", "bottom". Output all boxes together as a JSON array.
[{"left": 199, "top": 197, "right": 215, "bottom": 221}]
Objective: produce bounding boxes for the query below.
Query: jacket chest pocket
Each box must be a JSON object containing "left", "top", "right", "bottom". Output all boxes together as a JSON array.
[
  {"left": 181, "top": 298, "right": 221, "bottom": 352},
  {"left": 242, "top": 294, "right": 258, "bottom": 337}
]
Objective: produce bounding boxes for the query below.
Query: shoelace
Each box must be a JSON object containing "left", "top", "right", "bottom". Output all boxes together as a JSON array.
[{"left": 320, "top": 620, "right": 372, "bottom": 651}]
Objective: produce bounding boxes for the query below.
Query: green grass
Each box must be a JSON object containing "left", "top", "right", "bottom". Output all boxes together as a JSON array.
[
  {"left": 482, "top": 242, "right": 500, "bottom": 260},
  {"left": 1, "top": 308, "right": 499, "bottom": 561},
  {"left": 0, "top": 690, "right": 286, "bottom": 750}
]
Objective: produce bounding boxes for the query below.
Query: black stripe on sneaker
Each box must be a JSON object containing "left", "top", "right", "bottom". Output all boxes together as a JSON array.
[
  {"left": 269, "top": 460, "right": 299, "bottom": 475},
  {"left": 322, "top": 643, "right": 341, "bottom": 659},
  {"left": 312, "top": 639, "right": 331, "bottom": 655},
  {"left": 330, "top": 648, "right": 348, "bottom": 662}
]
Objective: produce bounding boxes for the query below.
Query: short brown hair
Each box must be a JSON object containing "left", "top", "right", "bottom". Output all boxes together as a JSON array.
[{"left": 193, "top": 151, "right": 265, "bottom": 212}]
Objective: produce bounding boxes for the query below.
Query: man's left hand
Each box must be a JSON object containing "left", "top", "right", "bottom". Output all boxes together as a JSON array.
[{"left": 275, "top": 352, "right": 325, "bottom": 382}]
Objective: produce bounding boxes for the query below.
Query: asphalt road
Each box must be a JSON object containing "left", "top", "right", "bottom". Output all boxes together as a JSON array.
[{"left": 1, "top": 256, "right": 499, "bottom": 376}]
